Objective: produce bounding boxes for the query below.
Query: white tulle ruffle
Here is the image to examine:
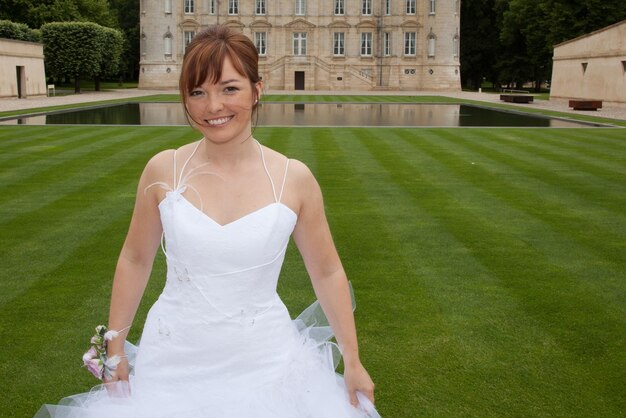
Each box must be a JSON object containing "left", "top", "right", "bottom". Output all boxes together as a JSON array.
[{"left": 35, "top": 289, "right": 380, "bottom": 418}]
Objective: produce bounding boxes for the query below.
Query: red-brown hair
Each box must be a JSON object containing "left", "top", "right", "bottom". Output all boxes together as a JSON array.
[{"left": 179, "top": 25, "right": 260, "bottom": 105}]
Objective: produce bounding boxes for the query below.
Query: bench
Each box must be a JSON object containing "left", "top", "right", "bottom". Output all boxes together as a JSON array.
[
  {"left": 569, "top": 100, "right": 602, "bottom": 111},
  {"left": 500, "top": 94, "right": 534, "bottom": 103}
]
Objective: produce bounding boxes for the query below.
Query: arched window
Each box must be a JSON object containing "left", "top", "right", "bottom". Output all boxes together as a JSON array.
[
  {"left": 427, "top": 29, "right": 436, "bottom": 57},
  {"left": 140, "top": 31, "right": 147, "bottom": 56}
]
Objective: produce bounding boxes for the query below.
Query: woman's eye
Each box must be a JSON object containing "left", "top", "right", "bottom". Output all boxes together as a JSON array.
[
  {"left": 224, "top": 86, "right": 239, "bottom": 94},
  {"left": 190, "top": 90, "right": 203, "bottom": 97}
]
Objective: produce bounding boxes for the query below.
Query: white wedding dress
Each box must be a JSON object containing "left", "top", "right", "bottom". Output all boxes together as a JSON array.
[{"left": 36, "top": 141, "right": 380, "bottom": 418}]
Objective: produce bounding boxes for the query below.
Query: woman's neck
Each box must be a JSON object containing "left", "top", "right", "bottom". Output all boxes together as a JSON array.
[{"left": 200, "top": 135, "right": 259, "bottom": 169}]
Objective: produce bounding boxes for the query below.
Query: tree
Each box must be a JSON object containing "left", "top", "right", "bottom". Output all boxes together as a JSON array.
[
  {"left": 0, "top": 19, "right": 40, "bottom": 41},
  {"left": 0, "top": 0, "right": 118, "bottom": 29},
  {"left": 109, "top": 0, "right": 139, "bottom": 81},
  {"left": 94, "top": 26, "right": 125, "bottom": 90},
  {"left": 460, "top": 0, "right": 501, "bottom": 89},
  {"left": 41, "top": 21, "right": 107, "bottom": 93}
]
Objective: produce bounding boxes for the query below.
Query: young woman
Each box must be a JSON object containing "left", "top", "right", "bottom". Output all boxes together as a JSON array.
[{"left": 37, "top": 25, "right": 378, "bottom": 418}]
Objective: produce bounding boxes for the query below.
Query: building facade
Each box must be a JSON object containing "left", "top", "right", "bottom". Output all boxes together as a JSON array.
[
  {"left": 551, "top": 20, "right": 626, "bottom": 107},
  {"left": 139, "top": 0, "right": 461, "bottom": 91},
  {"left": 0, "top": 38, "right": 47, "bottom": 98}
]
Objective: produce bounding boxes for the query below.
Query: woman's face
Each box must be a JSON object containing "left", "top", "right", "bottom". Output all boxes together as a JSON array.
[{"left": 185, "top": 56, "right": 261, "bottom": 145}]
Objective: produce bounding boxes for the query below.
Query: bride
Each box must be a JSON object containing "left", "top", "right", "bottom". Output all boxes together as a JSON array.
[{"left": 37, "top": 25, "right": 378, "bottom": 418}]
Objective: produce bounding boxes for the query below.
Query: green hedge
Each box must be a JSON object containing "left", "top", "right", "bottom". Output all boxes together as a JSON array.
[{"left": 0, "top": 19, "right": 40, "bottom": 42}]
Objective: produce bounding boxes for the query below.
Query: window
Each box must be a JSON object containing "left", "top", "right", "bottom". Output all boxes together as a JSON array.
[
  {"left": 164, "top": 33, "right": 172, "bottom": 56},
  {"left": 293, "top": 32, "right": 307, "bottom": 55},
  {"left": 256, "top": 0, "right": 266, "bottom": 15},
  {"left": 362, "top": 0, "right": 372, "bottom": 15},
  {"left": 164, "top": 0, "right": 172, "bottom": 14},
  {"left": 334, "top": 0, "right": 344, "bottom": 15},
  {"left": 406, "top": 0, "right": 415, "bottom": 14},
  {"left": 383, "top": 32, "right": 391, "bottom": 56},
  {"left": 385, "top": 0, "right": 391, "bottom": 14},
  {"left": 183, "top": 31, "right": 195, "bottom": 50},
  {"left": 208, "top": 0, "right": 216, "bottom": 14},
  {"left": 429, "top": 0, "right": 436, "bottom": 15},
  {"left": 295, "top": 0, "right": 306, "bottom": 15},
  {"left": 140, "top": 31, "right": 147, "bottom": 56},
  {"left": 453, "top": 33, "right": 459, "bottom": 58},
  {"left": 360, "top": 32, "right": 372, "bottom": 56},
  {"left": 428, "top": 32, "right": 436, "bottom": 57},
  {"left": 228, "top": 0, "right": 238, "bottom": 14},
  {"left": 581, "top": 62, "right": 588, "bottom": 74},
  {"left": 255, "top": 32, "right": 267, "bottom": 55},
  {"left": 184, "top": 0, "right": 194, "bottom": 13},
  {"left": 404, "top": 32, "right": 416, "bottom": 56},
  {"left": 333, "top": 32, "right": 345, "bottom": 56}
]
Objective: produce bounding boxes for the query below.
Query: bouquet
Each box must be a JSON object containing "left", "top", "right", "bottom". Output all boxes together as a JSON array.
[{"left": 82, "top": 325, "right": 126, "bottom": 381}]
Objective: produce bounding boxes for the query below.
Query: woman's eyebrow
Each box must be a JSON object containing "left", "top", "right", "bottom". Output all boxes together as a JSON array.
[{"left": 219, "top": 79, "right": 243, "bottom": 85}]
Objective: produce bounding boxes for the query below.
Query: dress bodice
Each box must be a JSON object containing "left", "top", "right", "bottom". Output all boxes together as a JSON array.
[{"left": 156, "top": 139, "right": 297, "bottom": 319}]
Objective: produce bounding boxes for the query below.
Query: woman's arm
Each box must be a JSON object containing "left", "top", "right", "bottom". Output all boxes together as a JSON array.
[
  {"left": 104, "top": 152, "right": 171, "bottom": 382},
  {"left": 290, "top": 160, "right": 375, "bottom": 406}
]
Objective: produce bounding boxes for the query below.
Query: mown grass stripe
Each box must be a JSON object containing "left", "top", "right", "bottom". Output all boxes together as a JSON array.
[
  {"left": 456, "top": 129, "right": 626, "bottom": 229},
  {"left": 403, "top": 129, "right": 625, "bottom": 314},
  {"left": 408, "top": 129, "right": 626, "bottom": 269},
  {"left": 0, "top": 127, "right": 139, "bottom": 190},
  {"left": 0, "top": 128, "right": 193, "bottom": 223},
  {"left": 0, "top": 128, "right": 195, "bottom": 306},
  {"left": 308, "top": 128, "right": 459, "bottom": 416},
  {"left": 0, "top": 126, "right": 112, "bottom": 160},
  {"left": 529, "top": 128, "right": 626, "bottom": 161},
  {"left": 550, "top": 127, "right": 626, "bottom": 150},
  {"left": 337, "top": 128, "right": 608, "bottom": 416},
  {"left": 0, "top": 213, "right": 167, "bottom": 413},
  {"left": 456, "top": 128, "right": 626, "bottom": 213},
  {"left": 358, "top": 129, "right": 625, "bottom": 415},
  {"left": 491, "top": 128, "right": 626, "bottom": 180}
]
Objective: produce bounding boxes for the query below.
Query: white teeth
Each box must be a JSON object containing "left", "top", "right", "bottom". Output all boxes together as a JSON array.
[{"left": 207, "top": 116, "right": 231, "bottom": 126}]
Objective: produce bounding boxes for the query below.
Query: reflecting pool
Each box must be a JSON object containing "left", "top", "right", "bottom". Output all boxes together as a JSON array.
[{"left": 0, "top": 102, "right": 601, "bottom": 128}]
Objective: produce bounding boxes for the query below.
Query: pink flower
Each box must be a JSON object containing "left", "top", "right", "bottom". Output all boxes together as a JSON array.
[
  {"left": 84, "top": 358, "right": 103, "bottom": 379},
  {"left": 82, "top": 346, "right": 97, "bottom": 362}
]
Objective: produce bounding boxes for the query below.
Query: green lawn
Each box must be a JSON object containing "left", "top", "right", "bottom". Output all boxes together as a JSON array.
[{"left": 0, "top": 122, "right": 625, "bottom": 417}]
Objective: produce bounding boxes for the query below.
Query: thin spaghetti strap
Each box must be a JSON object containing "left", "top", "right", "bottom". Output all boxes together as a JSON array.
[
  {"left": 172, "top": 150, "right": 178, "bottom": 190},
  {"left": 256, "top": 140, "right": 279, "bottom": 203},
  {"left": 177, "top": 139, "right": 204, "bottom": 190},
  {"left": 278, "top": 159, "right": 290, "bottom": 203}
]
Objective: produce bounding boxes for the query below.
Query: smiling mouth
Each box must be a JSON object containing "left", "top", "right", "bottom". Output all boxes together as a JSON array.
[{"left": 205, "top": 116, "right": 233, "bottom": 126}]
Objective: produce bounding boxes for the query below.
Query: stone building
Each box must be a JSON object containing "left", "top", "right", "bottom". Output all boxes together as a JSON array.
[
  {"left": 551, "top": 20, "right": 626, "bottom": 107},
  {"left": 0, "top": 38, "right": 47, "bottom": 98},
  {"left": 139, "top": 0, "right": 461, "bottom": 91}
]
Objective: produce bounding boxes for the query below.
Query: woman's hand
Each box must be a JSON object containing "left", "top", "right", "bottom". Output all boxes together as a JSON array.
[
  {"left": 344, "top": 360, "right": 375, "bottom": 408},
  {"left": 103, "top": 356, "right": 131, "bottom": 397}
]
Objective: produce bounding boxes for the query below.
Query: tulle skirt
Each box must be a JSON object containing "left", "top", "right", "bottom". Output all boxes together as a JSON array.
[{"left": 35, "top": 296, "right": 380, "bottom": 418}]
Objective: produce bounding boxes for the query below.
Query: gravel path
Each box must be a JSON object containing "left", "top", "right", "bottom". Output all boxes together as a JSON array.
[{"left": 1, "top": 88, "right": 625, "bottom": 121}]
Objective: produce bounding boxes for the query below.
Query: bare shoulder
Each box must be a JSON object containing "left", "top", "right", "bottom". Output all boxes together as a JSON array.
[
  {"left": 142, "top": 140, "right": 201, "bottom": 183},
  {"left": 287, "top": 158, "right": 317, "bottom": 187},
  {"left": 141, "top": 149, "right": 175, "bottom": 183}
]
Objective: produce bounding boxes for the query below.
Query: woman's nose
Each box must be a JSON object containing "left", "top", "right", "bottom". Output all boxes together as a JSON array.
[{"left": 205, "top": 95, "right": 224, "bottom": 113}]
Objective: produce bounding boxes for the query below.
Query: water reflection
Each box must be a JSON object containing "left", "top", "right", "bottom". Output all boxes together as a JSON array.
[{"left": 1, "top": 102, "right": 595, "bottom": 128}]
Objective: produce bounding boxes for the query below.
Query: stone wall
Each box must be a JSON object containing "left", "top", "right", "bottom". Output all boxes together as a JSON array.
[
  {"left": 139, "top": 0, "right": 461, "bottom": 91},
  {"left": 0, "top": 38, "right": 47, "bottom": 98},
  {"left": 551, "top": 20, "right": 626, "bottom": 107}
]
